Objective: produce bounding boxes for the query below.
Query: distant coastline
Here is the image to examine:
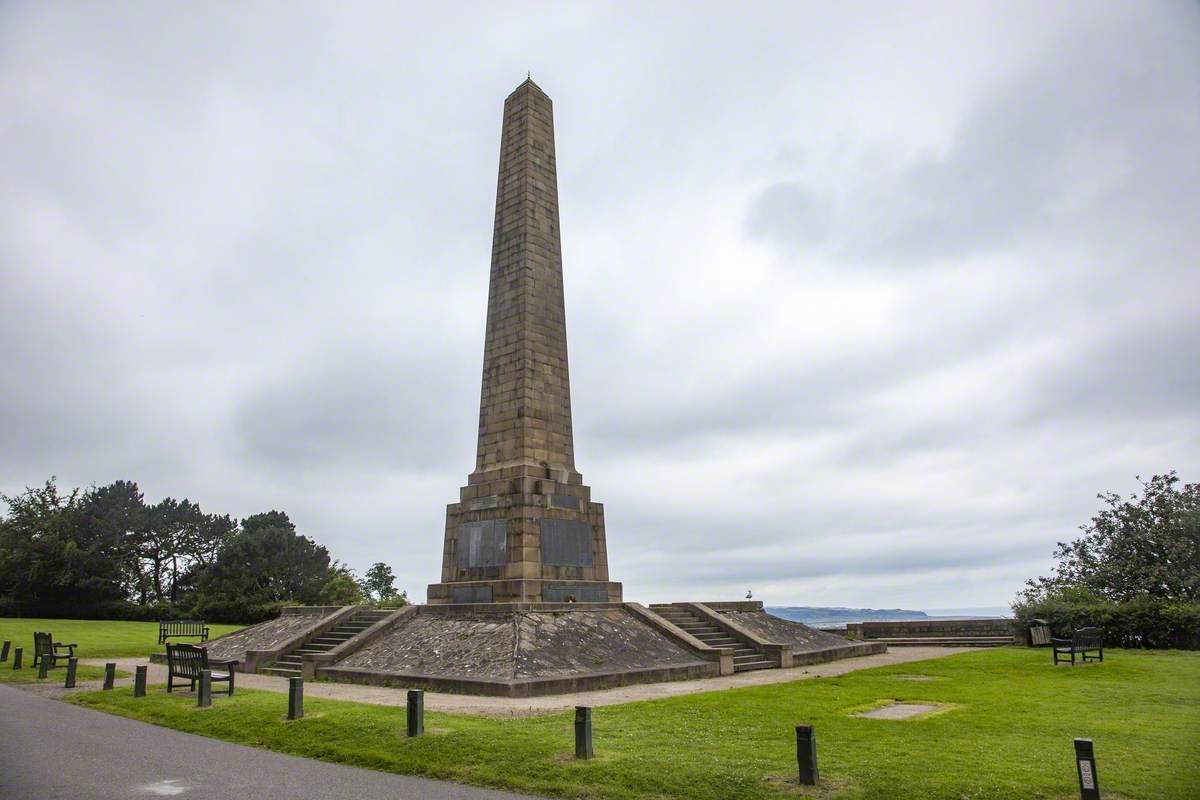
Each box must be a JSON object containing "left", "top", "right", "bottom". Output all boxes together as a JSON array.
[{"left": 766, "top": 605, "right": 1011, "bottom": 629}]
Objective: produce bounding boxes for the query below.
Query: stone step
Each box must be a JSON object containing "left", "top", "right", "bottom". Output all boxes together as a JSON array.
[
  {"left": 734, "top": 653, "right": 769, "bottom": 664},
  {"left": 311, "top": 637, "right": 349, "bottom": 647},
  {"left": 873, "top": 642, "right": 1012, "bottom": 647},
  {"left": 733, "top": 659, "right": 775, "bottom": 672},
  {"left": 261, "top": 666, "right": 301, "bottom": 677}
]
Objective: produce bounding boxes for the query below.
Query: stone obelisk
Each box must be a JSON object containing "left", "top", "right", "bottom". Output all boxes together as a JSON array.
[{"left": 428, "top": 79, "right": 621, "bottom": 605}]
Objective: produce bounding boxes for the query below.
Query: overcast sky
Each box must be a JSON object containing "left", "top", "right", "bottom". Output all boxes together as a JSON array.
[{"left": 2, "top": 1, "right": 1197, "bottom": 610}]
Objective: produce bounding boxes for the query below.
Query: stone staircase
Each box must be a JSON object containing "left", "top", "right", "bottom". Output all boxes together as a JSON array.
[
  {"left": 650, "top": 604, "right": 775, "bottom": 672},
  {"left": 262, "top": 608, "right": 392, "bottom": 677}
]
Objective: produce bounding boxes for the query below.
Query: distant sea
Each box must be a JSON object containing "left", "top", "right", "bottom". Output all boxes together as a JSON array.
[{"left": 766, "top": 605, "right": 1011, "bottom": 629}]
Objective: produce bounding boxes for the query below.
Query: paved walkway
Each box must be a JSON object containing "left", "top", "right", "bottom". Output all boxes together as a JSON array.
[
  {"left": 73, "top": 646, "right": 973, "bottom": 716},
  {"left": 0, "top": 683, "right": 539, "bottom": 800}
]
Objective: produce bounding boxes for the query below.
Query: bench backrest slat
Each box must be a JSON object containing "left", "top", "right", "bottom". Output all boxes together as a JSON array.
[
  {"left": 1072, "top": 627, "right": 1103, "bottom": 648},
  {"left": 166, "top": 643, "right": 209, "bottom": 678}
]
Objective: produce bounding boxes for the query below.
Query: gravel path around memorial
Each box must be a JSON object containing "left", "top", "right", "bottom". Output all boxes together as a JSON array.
[{"left": 55, "top": 646, "right": 975, "bottom": 716}]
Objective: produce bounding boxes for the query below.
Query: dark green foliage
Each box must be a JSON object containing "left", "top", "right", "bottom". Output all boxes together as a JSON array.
[
  {"left": 1021, "top": 472, "right": 1199, "bottom": 603},
  {"left": 1016, "top": 472, "right": 1200, "bottom": 648},
  {"left": 320, "top": 567, "right": 365, "bottom": 605},
  {"left": 361, "top": 562, "right": 397, "bottom": 601},
  {"left": 2, "top": 477, "right": 374, "bottom": 624},
  {"left": 0, "top": 479, "right": 127, "bottom": 609},
  {"left": 192, "top": 512, "right": 332, "bottom": 622},
  {"left": 1013, "top": 595, "right": 1200, "bottom": 649}
]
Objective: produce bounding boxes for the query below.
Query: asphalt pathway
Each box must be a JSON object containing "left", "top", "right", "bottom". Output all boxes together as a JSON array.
[{"left": 0, "top": 684, "right": 542, "bottom": 800}]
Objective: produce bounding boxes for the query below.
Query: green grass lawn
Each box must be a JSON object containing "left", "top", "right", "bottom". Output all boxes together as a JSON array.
[
  {"left": 1, "top": 662, "right": 129, "bottom": 684},
  {"left": 0, "top": 618, "right": 245, "bottom": 659},
  {"left": 67, "top": 647, "right": 1199, "bottom": 799}
]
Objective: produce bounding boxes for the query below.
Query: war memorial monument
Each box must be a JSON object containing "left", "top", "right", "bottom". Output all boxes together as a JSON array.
[{"left": 180, "top": 79, "right": 882, "bottom": 696}]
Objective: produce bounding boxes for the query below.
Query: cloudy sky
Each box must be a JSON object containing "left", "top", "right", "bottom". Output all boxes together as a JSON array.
[{"left": 2, "top": 1, "right": 1197, "bottom": 610}]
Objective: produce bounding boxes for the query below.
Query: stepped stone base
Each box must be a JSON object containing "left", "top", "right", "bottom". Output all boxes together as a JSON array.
[
  {"left": 713, "top": 603, "right": 888, "bottom": 660},
  {"left": 320, "top": 603, "right": 717, "bottom": 697},
  {"left": 149, "top": 606, "right": 347, "bottom": 667}
]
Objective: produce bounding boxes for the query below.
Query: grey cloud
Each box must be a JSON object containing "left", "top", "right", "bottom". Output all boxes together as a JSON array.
[
  {"left": 3, "top": 1, "right": 1198, "bottom": 609},
  {"left": 747, "top": 3, "right": 1200, "bottom": 266}
]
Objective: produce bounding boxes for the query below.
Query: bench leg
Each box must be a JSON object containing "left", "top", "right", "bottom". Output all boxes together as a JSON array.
[
  {"left": 167, "top": 674, "right": 173, "bottom": 693},
  {"left": 228, "top": 670, "right": 235, "bottom": 696}
]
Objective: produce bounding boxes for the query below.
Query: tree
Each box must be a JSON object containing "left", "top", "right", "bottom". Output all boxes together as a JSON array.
[
  {"left": 362, "top": 562, "right": 397, "bottom": 600},
  {"left": 0, "top": 478, "right": 128, "bottom": 610},
  {"left": 1020, "top": 472, "right": 1200, "bottom": 603},
  {"left": 194, "top": 511, "right": 333, "bottom": 614}
]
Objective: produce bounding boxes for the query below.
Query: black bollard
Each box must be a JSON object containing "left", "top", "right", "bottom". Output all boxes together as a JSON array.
[
  {"left": 1074, "top": 738, "right": 1100, "bottom": 799},
  {"left": 574, "top": 706, "right": 593, "bottom": 759},
  {"left": 13, "top": 647, "right": 22, "bottom": 670},
  {"left": 1, "top": 640, "right": 9, "bottom": 662},
  {"left": 198, "top": 669, "right": 212, "bottom": 707},
  {"left": 406, "top": 689, "right": 424, "bottom": 737},
  {"left": 38, "top": 655, "right": 50, "bottom": 679},
  {"left": 133, "top": 665, "right": 147, "bottom": 697},
  {"left": 288, "top": 676, "right": 304, "bottom": 720},
  {"left": 103, "top": 662, "right": 116, "bottom": 690},
  {"left": 796, "top": 725, "right": 819, "bottom": 785},
  {"left": 64, "top": 657, "right": 78, "bottom": 688}
]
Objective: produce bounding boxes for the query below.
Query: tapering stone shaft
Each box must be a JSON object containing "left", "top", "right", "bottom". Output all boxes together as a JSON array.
[
  {"left": 428, "top": 80, "right": 620, "bottom": 605},
  {"left": 474, "top": 79, "right": 577, "bottom": 482}
]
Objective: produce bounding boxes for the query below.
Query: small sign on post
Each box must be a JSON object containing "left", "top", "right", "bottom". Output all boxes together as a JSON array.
[
  {"left": 64, "top": 657, "right": 78, "bottom": 688},
  {"left": 575, "top": 706, "right": 594, "bottom": 759},
  {"left": 796, "top": 725, "right": 819, "bottom": 785},
  {"left": 103, "top": 662, "right": 116, "bottom": 690},
  {"left": 288, "top": 676, "right": 304, "bottom": 720},
  {"left": 133, "top": 665, "right": 147, "bottom": 697},
  {"left": 406, "top": 689, "right": 424, "bottom": 737},
  {"left": 12, "top": 647, "right": 22, "bottom": 670},
  {"left": 1, "top": 640, "right": 10, "bottom": 662},
  {"left": 1074, "top": 738, "right": 1100, "bottom": 799},
  {"left": 37, "top": 654, "right": 50, "bottom": 679},
  {"left": 198, "top": 669, "right": 212, "bottom": 707}
]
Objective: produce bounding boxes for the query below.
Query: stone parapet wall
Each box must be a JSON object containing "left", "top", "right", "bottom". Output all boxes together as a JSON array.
[{"left": 850, "top": 618, "right": 1018, "bottom": 640}]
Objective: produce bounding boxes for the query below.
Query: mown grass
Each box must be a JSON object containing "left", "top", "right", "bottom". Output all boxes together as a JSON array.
[
  {"left": 0, "top": 618, "right": 244, "bottom": 659},
  {"left": 70, "top": 647, "right": 1199, "bottom": 799},
  {"left": 2, "top": 662, "right": 129, "bottom": 684}
]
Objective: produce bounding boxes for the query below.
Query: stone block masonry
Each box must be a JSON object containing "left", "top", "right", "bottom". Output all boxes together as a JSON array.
[{"left": 429, "top": 78, "right": 619, "bottom": 605}]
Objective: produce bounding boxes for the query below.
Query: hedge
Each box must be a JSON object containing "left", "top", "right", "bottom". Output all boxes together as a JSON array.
[{"left": 1012, "top": 597, "right": 1200, "bottom": 649}]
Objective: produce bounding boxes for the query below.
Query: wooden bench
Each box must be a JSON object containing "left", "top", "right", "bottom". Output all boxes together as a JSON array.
[
  {"left": 166, "top": 643, "right": 235, "bottom": 695},
  {"left": 158, "top": 620, "right": 210, "bottom": 645},
  {"left": 1052, "top": 627, "right": 1104, "bottom": 665},
  {"left": 32, "top": 631, "right": 76, "bottom": 669}
]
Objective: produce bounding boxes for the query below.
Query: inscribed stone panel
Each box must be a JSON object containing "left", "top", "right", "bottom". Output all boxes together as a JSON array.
[
  {"left": 543, "top": 585, "right": 607, "bottom": 602},
  {"left": 450, "top": 585, "right": 494, "bottom": 603},
  {"left": 457, "top": 520, "right": 507, "bottom": 568},
  {"left": 540, "top": 518, "right": 593, "bottom": 566}
]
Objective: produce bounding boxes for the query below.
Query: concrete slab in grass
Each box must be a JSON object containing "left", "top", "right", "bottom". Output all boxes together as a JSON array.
[{"left": 854, "top": 702, "right": 944, "bottom": 720}]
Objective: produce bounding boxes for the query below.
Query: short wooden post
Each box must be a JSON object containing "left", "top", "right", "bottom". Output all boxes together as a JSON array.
[
  {"left": 406, "top": 689, "right": 424, "bottom": 737},
  {"left": 103, "top": 662, "right": 116, "bottom": 690},
  {"left": 1074, "top": 738, "right": 1100, "bottom": 799},
  {"left": 1, "top": 640, "right": 9, "bottom": 662},
  {"left": 796, "top": 725, "right": 818, "bottom": 785},
  {"left": 288, "top": 676, "right": 304, "bottom": 720},
  {"left": 574, "top": 706, "right": 593, "bottom": 759},
  {"left": 64, "top": 657, "right": 78, "bottom": 688},
  {"left": 37, "top": 654, "right": 50, "bottom": 679},
  {"left": 12, "top": 647, "right": 22, "bottom": 670},
  {"left": 198, "top": 669, "right": 212, "bottom": 707},
  {"left": 133, "top": 665, "right": 147, "bottom": 697}
]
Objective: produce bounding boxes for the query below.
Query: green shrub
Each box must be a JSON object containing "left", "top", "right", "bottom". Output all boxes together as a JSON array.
[{"left": 1012, "top": 596, "right": 1200, "bottom": 648}]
